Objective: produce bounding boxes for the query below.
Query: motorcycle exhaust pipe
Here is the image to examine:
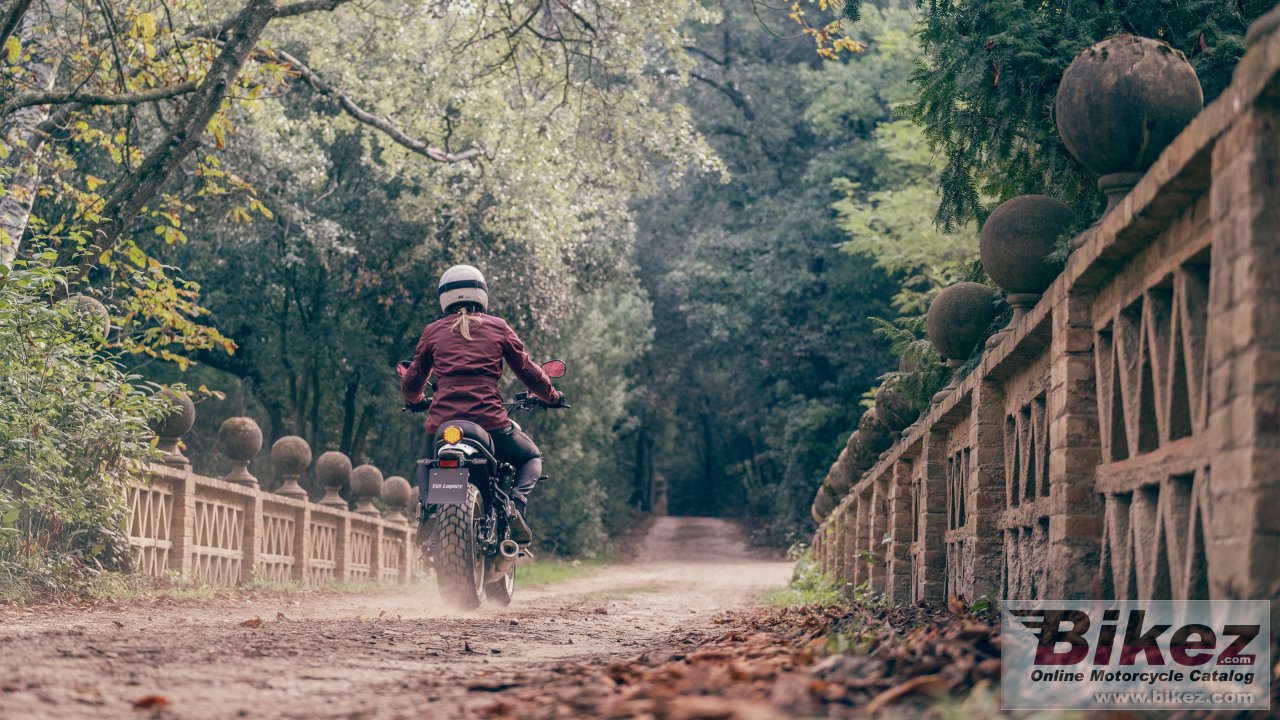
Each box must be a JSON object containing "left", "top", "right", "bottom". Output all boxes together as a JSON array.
[{"left": 487, "top": 539, "right": 521, "bottom": 581}]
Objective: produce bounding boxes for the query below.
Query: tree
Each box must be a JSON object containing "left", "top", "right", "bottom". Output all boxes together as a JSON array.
[
  {"left": 631, "top": 2, "right": 900, "bottom": 545},
  {"left": 794, "top": 0, "right": 1273, "bottom": 227}
]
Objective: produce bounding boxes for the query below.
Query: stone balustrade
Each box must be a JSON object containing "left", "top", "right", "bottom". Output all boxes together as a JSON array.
[
  {"left": 127, "top": 399, "right": 420, "bottom": 586},
  {"left": 810, "top": 9, "right": 1280, "bottom": 632}
]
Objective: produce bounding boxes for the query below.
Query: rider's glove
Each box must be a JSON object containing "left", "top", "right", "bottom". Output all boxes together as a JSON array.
[
  {"left": 547, "top": 390, "right": 568, "bottom": 408},
  {"left": 405, "top": 398, "right": 431, "bottom": 413}
]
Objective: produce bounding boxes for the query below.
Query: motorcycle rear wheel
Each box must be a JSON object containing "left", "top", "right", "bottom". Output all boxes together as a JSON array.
[{"left": 433, "top": 485, "right": 486, "bottom": 610}]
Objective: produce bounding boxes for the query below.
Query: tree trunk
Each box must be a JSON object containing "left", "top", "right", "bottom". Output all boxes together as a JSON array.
[
  {"left": 349, "top": 404, "right": 374, "bottom": 463},
  {"left": 339, "top": 370, "right": 360, "bottom": 454},
  {"left": 73, "top": 0, "right": 279, "bottom": 279},
  {"left": 0, "top": 0, "right": 64, "bottom": 267}
]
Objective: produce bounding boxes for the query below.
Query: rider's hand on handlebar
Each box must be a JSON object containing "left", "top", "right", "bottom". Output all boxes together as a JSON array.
[
  {"left": 404, "top": 398, "right": 431, "bottom": 413},
  {"left": 547, "top": 390, "right": 570, "bottom": 408}
]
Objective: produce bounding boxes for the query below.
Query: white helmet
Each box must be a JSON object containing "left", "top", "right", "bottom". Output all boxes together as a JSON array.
[{"left": 438, "top": 264, "right": 489, "bottom": 314}]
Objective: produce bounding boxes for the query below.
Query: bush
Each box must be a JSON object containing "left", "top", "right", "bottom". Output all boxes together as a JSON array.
[{"left": 0, "top": 264, "right": 164, "bottom": 598}]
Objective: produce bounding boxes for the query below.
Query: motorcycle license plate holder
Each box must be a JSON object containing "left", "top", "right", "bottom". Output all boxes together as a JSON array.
[{"left": 426, "top": 467, "right": 470, "bottom": 505}]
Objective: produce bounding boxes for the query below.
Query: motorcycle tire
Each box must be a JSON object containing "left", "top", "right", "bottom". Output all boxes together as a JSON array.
[
  {"left": 485, "top": 563, "right": 516, "bottom": 606},
  {"left": 433, "top": 484, "right": 486, "bottom": 610}
]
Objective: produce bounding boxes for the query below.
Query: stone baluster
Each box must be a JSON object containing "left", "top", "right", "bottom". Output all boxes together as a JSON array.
[
  {"left": 148, "top": 389, "right": 195, "bottom": 469},
  {"left": 980, "top": 195, "right": 1075, "bottom": 349},
  {"left": 1055, "top": 35, "right": 1202, "bottom": 239},
  {"left": 218, "top": 417, "right": 262, "bottom": 487},
  {"left": 381, "top": 476, "right": 412, "bottom": 525},
  {"left": 315, "top": 451, "right": 352, "bottom": 508},
  {"left": 271, "top": 435, "right": 311, "bottom": 500},
  {"left": 926, "top": 282, "right": 1002, "bottom": 405},
  {"left": 350, "top": 464, "right": 384, "bottom": 517}
]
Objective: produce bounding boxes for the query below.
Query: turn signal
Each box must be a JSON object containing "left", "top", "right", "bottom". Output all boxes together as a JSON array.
[{"left": 442, "top": 425, "right": 463, "bottom": 444}]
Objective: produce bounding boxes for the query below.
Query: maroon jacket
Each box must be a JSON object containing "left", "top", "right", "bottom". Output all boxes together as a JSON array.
[{"left": 401, "top": 313, "right": 557, "bottom": 433}]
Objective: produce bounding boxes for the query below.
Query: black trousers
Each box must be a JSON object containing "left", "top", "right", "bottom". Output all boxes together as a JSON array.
[{"left": 417, "top": 424, "right": 542, "bottom": 509}]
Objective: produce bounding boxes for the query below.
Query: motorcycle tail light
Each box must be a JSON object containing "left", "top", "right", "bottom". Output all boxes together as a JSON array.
[{"left": 438, "top": 459, "right": 460, "bottom": 468}]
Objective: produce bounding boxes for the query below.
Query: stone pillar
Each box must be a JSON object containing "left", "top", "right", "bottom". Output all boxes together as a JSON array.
[
  {"left": 241, "top": 491, "right": 263, "bottom": 585},
  {"left": 1207, "top": 96, "right": 1280, "bottom": 617},
  {"left": 292, "top": 503, "right": 311, "bottom": 584},
  {"left": 886, "top": 459, "right": 913, "bottom": 604},
  {"left": 218, "top": 417, "right": 262, "bottom": 488},
  {"left": 1046, "top": 290, "right": 1104, "bottom": 598},
  {"left": 915, "top": 428, "right": 948, "bottom": 603},
  {"left": 869, "top": 472, "right": 890, "bottom": 593},
  {"left": 336, "top": 514, "right": 351, "bottom": 582},
  {"left": 969, "top": 378, "right": 1007, "bottom": 599},
  {"left": 167, "top": 469, "right": 197, "bottom": 576},
  {"left": 271, "top": 436, "right": 311, "bottom": 500},
  {"left": 350, "top": 464, "right": 384, "bottom": 517}
]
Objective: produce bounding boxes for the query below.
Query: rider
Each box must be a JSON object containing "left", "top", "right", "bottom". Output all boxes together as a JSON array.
[{"left": 401, "top": 264, "right": 565, "bottom": 543}]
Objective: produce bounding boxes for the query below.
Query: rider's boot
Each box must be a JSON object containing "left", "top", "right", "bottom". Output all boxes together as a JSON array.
[{"left": 508, "top": 499, "right": 533, "bottom": 544}]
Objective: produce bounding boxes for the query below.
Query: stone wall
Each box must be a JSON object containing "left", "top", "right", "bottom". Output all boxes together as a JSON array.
[
  {"left": 811, "top": 10, "right": 1280, "bottom": 626},
  {"left": 127, "top": 395, "right": 418, "bottom": 586}
]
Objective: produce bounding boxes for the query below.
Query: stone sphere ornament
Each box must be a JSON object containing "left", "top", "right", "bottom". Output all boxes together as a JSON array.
[
  {"left": 875, "top": 377, "right": 918, "bottom": 434},
  {"left": 350, "top": 464, "right": 384, "bottom": 516},
  {"left": 980, "top": 195, "right": 1076, "bottom": 348},
  {"left": 927, "top": 282, "right": 1003, "bottom": 404},
  {"left": 271, "top": 435, "right": 312, "bottom": 500},
  {"left": 1055, "top": 35, "right": 1202, "bottom": 224},
  {"left": 315, "top": 451, "right": 353, "bottom": 508},
  {"left": 381, "top": 476, "right": 413, "bottom": 524},
  {"left": 218, "top": 417, "right": 263, "bottom": 487},
  {"left": 63, "top": 294, "right": 111, "bottom": 338},
  {"left": 148, "top": 389, "right": 195, "bottom": 468}
]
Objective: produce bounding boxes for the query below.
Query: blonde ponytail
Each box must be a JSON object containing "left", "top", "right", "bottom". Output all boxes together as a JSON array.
[{"left": 450, "top": 307, "right": 484, "bottom": 340}]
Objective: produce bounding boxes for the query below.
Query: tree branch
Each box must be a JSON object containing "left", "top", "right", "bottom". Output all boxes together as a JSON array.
[
  {"left": 186, "top": 0, "right": 353, "bottom": 39},
  {"left": 690, "top": 72, "right": 754, "bottom": 121},
  {"left": 270, "top": 48, "right": 484, "bottom": 163},
  {"left": 1, "top": 80, "right": 199, "bottom": 116},
  {"left": 0, "top": 0, "right": 32, "bottom": 50},
  {"left": 73, "top": 0, "right": 279, "bottom": 283}
]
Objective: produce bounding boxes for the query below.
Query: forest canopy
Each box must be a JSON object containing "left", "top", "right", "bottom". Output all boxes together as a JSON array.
[{"left": 2, "top": 0, "right": 1264, "bottom": 589}]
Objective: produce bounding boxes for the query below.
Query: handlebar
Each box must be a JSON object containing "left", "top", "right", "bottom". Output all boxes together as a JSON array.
[
  {"left": 504, "top": 392, "right": 571, "bottom": 411},
  {"left": 403, "top": 393, "right": 570, "bottom": 415}
]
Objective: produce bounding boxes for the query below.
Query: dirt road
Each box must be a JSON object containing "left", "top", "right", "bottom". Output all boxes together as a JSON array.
[{"left": 0, "top": 517, "right": 793, "bottom": 719}]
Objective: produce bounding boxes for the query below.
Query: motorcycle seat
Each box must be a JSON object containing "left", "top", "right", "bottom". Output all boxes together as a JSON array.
[{"left": 434, "top": 420, "right": 494, "bottom": 452}]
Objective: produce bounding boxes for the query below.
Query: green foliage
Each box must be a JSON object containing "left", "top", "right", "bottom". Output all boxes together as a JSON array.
[
  {"left": 834, "top": 120, "right": 979, "bottom": 314},
  {"left": 905, "top": 0, "right": 1270, "bottom": 228},
  {"left": 632, "top": 2, "right": 899, "bottom": 547},
  {"left": 761, "top": 549, "right": 842, "bottom": 608},
  {"left": 0, "top": 264, "right": 166, "bottom": 598},
  {"left": 796, "top": 1, "right": 1271, "bottom": 227}
]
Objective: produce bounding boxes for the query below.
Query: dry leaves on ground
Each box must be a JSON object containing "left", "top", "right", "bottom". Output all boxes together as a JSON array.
[{"left": 472, "top": 599, "right": 1002, "bottom": 719}]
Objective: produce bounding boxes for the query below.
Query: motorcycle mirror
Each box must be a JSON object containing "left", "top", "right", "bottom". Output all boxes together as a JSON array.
[
  {"left": 395, "top": 360, "right": 412, "bottom": 379},
  {"left": 541, "top": 359, "right": 567, "bottom": 378}
]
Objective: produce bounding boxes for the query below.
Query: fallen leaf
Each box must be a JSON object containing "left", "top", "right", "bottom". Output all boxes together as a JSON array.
[
  {"left": 864, "top": 673, "right": 951, "bottom": 715},
  {"left": 132, "top": 695, "right": 168, "bottom": 709},
  {"left": 240, "top": 617, "right": 262, "bottom": 628},
  {"left": 276, "top": 612, "right": 287, "bottom": 621}
]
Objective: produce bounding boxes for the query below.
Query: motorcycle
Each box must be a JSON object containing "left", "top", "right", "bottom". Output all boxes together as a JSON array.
[{"left": 394, "top": 359, "right": 570, "bottom": 610}]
